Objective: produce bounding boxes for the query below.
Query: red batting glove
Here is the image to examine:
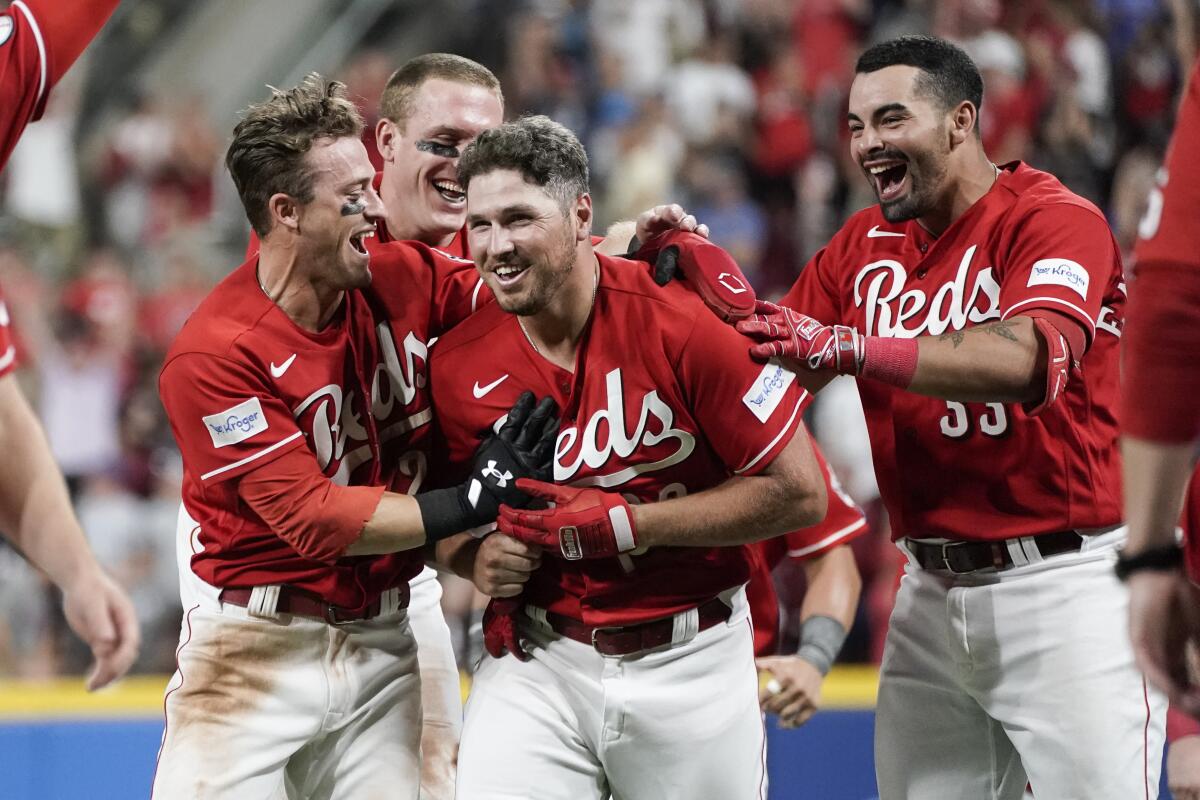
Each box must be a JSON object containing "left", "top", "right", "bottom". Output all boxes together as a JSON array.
[
  {"left": 736, "top": 301, "right": 865, "bottom": 373},
  {"left": 497, "top": 479, "right": 638, "bottom": 560},
  {"left": 635, "top": 231, "right": 757, "bottom": 322},
  {"left": 482, "top": 598, "right": 528, "bottom": 661}
]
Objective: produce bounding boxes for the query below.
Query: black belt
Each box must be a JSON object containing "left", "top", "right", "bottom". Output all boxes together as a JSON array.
[
  {"left": 540, "top": 597, "right": 732, "bottom": 656},
  {"left": 907, "top": 531, "right": 1085, "bottom": 575},
  {"left": 219, "top": 585, "right": 409, "bottom": 624}
]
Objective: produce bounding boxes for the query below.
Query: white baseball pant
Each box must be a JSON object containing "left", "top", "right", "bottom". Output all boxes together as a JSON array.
[
  {"left": 409, "top": 566, "right": 463, "bottom": 800},
  {"left": 875, "top": 528, "right": 1167, "bottom": 800},
  {"left": 455, "top": 587, "right": 766, "bottom": 800}
]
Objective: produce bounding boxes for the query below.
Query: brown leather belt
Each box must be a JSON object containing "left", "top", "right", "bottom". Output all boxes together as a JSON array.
[
  {"left": 907, "top": 531, "right": 1085, "bottom": 575},
  {"left": 219, "top": 585, "right": 409, "bottom": 625},
  {"left": 541, "top": 597, "right": 732, "bottom": 656}
]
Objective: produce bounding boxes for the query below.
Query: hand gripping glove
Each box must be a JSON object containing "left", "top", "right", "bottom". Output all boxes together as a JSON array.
[
  {"left": 497, "top": 479, "right": 638, "bottom": 560},
  {"left": 634, "top": 230, "right": 757, "bottom": 322},
  {"left": 416, "top": 392, "right": 559, "bottom": 542},
  {"left": 736, "top": 301, "right": 865, "bottom": 372},
  {"left": 482, "top": 598, "right": 528, "bottom": 661}
]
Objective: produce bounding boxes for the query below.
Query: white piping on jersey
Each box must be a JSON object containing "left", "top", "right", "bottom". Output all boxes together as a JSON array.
[
  {"left": 1002, "top": 295, "right": 1097, "bottom": 335},
  {"left": 734, "top": 392, "right": 806, "bottom": 475},
  {"left": 379, "top": 407, "right": 432, "bottom": 442},
  {"left": 11, "top": 2, "right": 46, "bottom": 110},
  {"left": 786, "top": 518, "right": 869, "bottom": 558},
  {"left": 0, "top": 345, "right": 16, "bottom": 373},
  {"left": 200, "top": 431, "right": 303, "bottom": 481},
  {"left": 470, "top": 278, "right": 484, "bottom": 314}
]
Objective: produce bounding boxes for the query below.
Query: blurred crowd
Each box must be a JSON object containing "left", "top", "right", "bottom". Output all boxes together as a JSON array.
[{"left": 0, "top": 0, "right": 1191, "bottom": 680}]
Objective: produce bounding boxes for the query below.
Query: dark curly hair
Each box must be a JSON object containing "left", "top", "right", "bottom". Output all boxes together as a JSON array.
[
  {"left": 856, "top": 36, "right": 984, "bottom": 130},
  {"left": 457, "top": 114, "right": 589, "bottom": 210},
  {"left": 225, "top": 73, "right": 364, "bottom": 237}
]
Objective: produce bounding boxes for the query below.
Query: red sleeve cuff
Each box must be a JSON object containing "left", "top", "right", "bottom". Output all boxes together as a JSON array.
[{"left": 1168, "top": 704, "right": 1200, "bottom": 743}]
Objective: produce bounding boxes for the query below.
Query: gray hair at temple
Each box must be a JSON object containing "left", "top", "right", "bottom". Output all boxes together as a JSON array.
[{"left": 457, "top": 115, "right": 589, "bottom": 212}]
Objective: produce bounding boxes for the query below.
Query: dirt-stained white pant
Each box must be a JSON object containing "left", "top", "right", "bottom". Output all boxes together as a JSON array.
[
  {"left": 455, "top": 587, "right": 766, "bottom": 800},
  {"left": 875, "top": 528, "right": 1167, "bottom": 800},
  {"left": 409, "top": 567, "right": 462, "bottom": 800},
  {"left": 159, "top": 507, "right": 422, "bottom": 800}
]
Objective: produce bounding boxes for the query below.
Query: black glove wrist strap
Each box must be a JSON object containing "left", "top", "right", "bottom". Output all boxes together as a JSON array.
[
  {"left": 415, "top": 486, "right": 476, "bottom": 544},
  {"left": 1114, "top": 544, "right": 1184, "bottom": 581}
]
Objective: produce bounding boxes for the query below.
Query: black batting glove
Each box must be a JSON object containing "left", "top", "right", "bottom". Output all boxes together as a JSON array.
[{"left": 417, "top": 391, "right": 559, "bottom": 542}]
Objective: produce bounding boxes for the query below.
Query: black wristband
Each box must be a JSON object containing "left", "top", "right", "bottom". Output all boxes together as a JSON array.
[
  {"left": 415, "top": 486, "right": 475, "bottom": 544},
  {"left": 1114, "top": 544, "right": 1184, "bottom": 581}
]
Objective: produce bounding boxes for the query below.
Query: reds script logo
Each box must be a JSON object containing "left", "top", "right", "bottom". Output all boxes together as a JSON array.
[
  {"left": 854, "top": 245, "right": 1001, "bottom": 337},
  {"left": 294, "top": 324, "right": 431, "bottom": 485},
  {"left": 554, "top": 367, "right": 695, "bottom": 488}
]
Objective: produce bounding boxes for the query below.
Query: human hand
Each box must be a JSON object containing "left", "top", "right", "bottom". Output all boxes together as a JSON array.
[
  {"left": 472, "top": 533, "right": 542, "bottom": 598},
  {"left": 62, "top": 568, "right": 140, "bottom": 691},
  {"left": 756, "top": 655, "right": 825, "bottom": 729},
  {"left": 1169, "top": 734, "right": 1200, "bottom": 800},
  {"left": 498, "top": 479, "right": 636, "bottom": 560}
]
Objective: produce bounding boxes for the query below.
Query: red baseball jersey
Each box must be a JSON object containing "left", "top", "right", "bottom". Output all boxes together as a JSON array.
[
  {"left": 746, "top": 441, "right": 868, "bottom": 656},
  {"left": 782, "top": 162, "right": 1124, "bottom": 542},
  {"left": 429, "top": 253, "right": 807, "bottom": 627},
  {"left": 1124, "top": 58, "right": 1200, "bottom": 444},
  {"left": 160, "top": 242, "right": 474, "bottom": 611},
  {"left": 1134, "top": 59, "right": 1200, "bottom": 273},
  {"left": 0, "top": 1, "right": 49, "bottom": 171}
]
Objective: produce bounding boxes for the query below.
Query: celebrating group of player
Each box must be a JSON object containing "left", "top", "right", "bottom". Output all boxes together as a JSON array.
[{"left": 4, "top": 1, "right": 1200, "bottom": 799}]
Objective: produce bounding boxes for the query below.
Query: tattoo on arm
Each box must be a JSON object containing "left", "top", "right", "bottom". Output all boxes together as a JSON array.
[{"left": 939, "top": 320, "right": 1022, "bottom": 348}]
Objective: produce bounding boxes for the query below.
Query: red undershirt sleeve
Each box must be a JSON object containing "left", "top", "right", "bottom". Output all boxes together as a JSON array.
[{"left": 237, "top": 444, "right": 386, "bottom": 564}]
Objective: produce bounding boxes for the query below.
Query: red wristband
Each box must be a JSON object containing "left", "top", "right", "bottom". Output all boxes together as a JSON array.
[{"left": 860, "top": 336, "right": 918, "bottom": 388}]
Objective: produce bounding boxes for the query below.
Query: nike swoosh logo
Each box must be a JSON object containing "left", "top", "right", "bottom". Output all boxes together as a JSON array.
[
  {"left": 867, "top": 225, "right": 906, "bottom": 239},
  {"left": 270, "top": 353, "right": 298, "bottom": 379},
  {"left": 473, "top": 374, "right": 509, "bottom": 398}
]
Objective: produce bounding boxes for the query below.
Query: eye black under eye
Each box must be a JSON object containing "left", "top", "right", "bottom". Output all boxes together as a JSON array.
[{"left": 416, "top": 140, "right": 460, "bottom": 159}]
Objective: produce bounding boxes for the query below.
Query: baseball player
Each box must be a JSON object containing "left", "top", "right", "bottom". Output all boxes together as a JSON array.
[
  {"left": 153, "top": 76, "right": 559, "bottom": 799},
  {"left": 0, "top": 0, "right": 138, "bottom": 691},
  {"left": 1122, "top": 53, "right": 1200, "bottom": 720},
  {"left": 749, "top": 445, "right": 867, "bottom": 729},
  {"left": 237, "top": 53, "right": 730, "bottom": 798},
  {"left": 737, "top": 35, "right": 1165, "bottom": 799},
  {"left": 429, "top": 115, "right": 828, "bottom": 800}
]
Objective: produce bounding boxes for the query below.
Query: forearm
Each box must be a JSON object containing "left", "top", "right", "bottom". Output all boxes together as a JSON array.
[
  {"left": 0, "top": 377, "right": 97, "bottom": 587},
  {"left": 345, "top": 492, "right": 428, "bottom": 556},
  {"left": 798, "top": 546, "right": 861, "bottom": 631},
  {"left": 908, "top": 317, "right": 1044, "bottom": 402},
  {"left": 1121, "top": 437, "right": 1195, "bottom": 552},
  {"left": 431, "top": 532, "right": 482, "bottom": 580},
  {"left": 633, "top": 431, "right": 826, "bottom": 548},
  {"left": 595, "top": 220, "right": 637, "bottom": 255}
]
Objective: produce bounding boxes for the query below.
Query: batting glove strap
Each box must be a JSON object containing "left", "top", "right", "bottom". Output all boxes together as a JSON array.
[
  {"left": 415, "top": 486, "right": 479, "bottom": 544},
  {"left": 498, "top": 480, "right": 639, "bottom": 560},
  {"left": 737, "top": 301, "right": 865, "bottom": 374}
]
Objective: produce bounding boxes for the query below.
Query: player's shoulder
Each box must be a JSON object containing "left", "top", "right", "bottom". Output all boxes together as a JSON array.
[
  {"left": 596, "top": 252, "right": 708, "bottom": 317},
  {"left": 1000, "top": 162, "right": 1108, "bottom": 225},
  {"left": 429, "top": 298, "right": 511, "bottom": 367},
  {"left": 163, "top": 259, "right": 273, "bottom": 367}
]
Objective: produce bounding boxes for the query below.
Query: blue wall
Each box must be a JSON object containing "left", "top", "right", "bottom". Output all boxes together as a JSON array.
[{"left": 0, "top": 712, "right": 1173, "bottom": 799}]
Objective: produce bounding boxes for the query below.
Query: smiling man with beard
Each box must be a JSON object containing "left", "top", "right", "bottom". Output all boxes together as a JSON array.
[
  {"left": 738, "top": 35, "right": 1164, "bottom": 799},
  {"left": 427, "top": 115, "right": 829, "bottom": 800}
]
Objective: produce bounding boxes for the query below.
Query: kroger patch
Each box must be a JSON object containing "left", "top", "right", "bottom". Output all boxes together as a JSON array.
[
  {"left": 1027, "top": 258, "right": 1089, "bottom": 301},
  {"left": 203, "top": 397, "right": 268, "bottom": 449},
  {"left": 742, "top": 359, "right": 796, "bottom": 423}
]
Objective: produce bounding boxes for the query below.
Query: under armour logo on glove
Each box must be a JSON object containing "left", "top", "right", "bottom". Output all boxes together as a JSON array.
[
  {"left": 497, "top": 479, "right": 638, "bottom": 560},
  {"left": 482, "top": 460, "right": 514, "bottom": 488},
  {"left": 736, "top": 300, "right": 865, "bottom": 373}
]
